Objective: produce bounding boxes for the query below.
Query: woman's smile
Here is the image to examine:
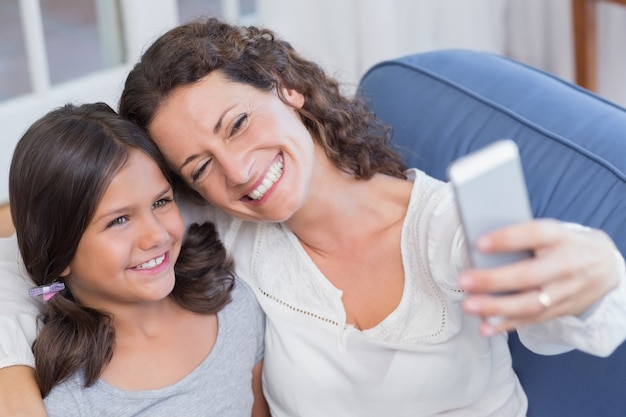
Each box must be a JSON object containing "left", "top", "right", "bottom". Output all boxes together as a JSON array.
[
  {"left": 149, "top": 71, "right": 313, "bottom": 223},
  {"left": 244, "top": 153, "right": 284, "bottom": 202}
]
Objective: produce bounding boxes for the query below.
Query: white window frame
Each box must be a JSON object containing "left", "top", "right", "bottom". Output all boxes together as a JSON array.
[{"left": 0, "top": 0, "right": 247, "bottom": 203}]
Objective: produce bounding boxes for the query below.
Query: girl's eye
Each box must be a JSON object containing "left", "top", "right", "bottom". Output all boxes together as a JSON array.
[
  {"left": 106, "top": 216, "right": 127, "bottom": 229},
  {"left": 191, "top": 159, "right": 211, "bottom": 183},
  {"left": 230, "top": 114, "right": 248, "bottom": 136},
  {"left": 152, "top": 197, "right": 173, "bottom": 210}
]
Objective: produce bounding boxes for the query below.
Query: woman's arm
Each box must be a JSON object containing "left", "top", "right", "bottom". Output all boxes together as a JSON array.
[
  {"left": 0, "top": 236, "right": 46, "bottom": 415},
  {"left": 251, "top": 361, "right": 270, "bottom": 417},
  {"left": 0, "top": 203, "right": 14, "bottom": 237},
  {"left": 0, "top": 366, "right": 47, "bottom": 417}
]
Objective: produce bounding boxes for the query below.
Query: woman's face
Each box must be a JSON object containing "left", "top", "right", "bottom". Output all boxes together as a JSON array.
[
  {"left": 148, "top": 71, "right": 316, "bottom": 223},
  {"left": 62, "top": 149, "right": 184, "bottom": 311}
]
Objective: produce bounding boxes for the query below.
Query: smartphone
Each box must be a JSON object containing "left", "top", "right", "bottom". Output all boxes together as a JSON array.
[{"left": 447, "top": 139, "right": 533, "bottom": 269}]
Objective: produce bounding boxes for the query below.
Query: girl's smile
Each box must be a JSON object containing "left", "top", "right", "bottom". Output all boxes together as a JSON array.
[{"left": 131, "top": 252, "right": 168, "bottom": 271}]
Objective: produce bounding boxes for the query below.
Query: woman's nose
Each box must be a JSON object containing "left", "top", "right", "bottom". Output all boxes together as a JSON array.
[{"left": 219, "top": 152, "right": 254, "bottom": 187}]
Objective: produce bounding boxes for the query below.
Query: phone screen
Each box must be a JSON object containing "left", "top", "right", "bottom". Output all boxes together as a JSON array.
[{"left": 447, "top": 140, "right": 533, "bottom": 269}]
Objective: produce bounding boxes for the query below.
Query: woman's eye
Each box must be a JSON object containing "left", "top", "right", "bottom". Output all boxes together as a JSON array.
[
  {"left": 230, "top": 114, "right": 248, "bottom": 136},
  {"left": 152, "top": 197, "right": 172, "bottom": 210},
  {"left": 191, "top": 159, "right": 211, "bottom": 182},
  {"left": 106, "top": 216, "right": 127, "bottom": 228}
]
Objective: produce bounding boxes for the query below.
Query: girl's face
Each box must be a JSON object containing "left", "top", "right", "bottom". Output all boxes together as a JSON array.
[
  {"left": 148, "top": 71, "right": 316, "bottom": 223},
  {"left": 62, "top": 149, "right": 184, "bottom": 311}
]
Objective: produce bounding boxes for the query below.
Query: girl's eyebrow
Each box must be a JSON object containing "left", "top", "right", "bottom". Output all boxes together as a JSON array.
[
  {"left": 157, "top": 185, "right": 173, "bottom": 200},
  {"left": 153, "top": 185, "right": 172, "bottom": 200},
  {"left": 93, "top": 205, "right": 132, "bottom": 224},
  {"left": 94, "top": 185, "right": 172, "bottom": 223}
]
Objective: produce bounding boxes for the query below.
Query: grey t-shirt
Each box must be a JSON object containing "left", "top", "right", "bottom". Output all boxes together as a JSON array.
[{"left": 43, "top": 278, "right": 265, "bottom": 417}]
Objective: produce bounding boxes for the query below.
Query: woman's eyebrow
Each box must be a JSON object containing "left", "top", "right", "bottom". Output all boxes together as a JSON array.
[
  {"left": 179, "top": 154, "right": 200, "bottom": 172},
  {"left": 213, "top": 104, "right": 236, "bottom": 135}
]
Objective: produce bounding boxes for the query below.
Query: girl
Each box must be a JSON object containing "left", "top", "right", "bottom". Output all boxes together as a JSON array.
[{"left": 8, "top": 102, "right": 268, "bottom": 417}]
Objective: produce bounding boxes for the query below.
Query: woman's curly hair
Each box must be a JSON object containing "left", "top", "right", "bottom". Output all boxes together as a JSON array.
[{"left": 119, "top": 17, "right": 407, "bottom": 187}]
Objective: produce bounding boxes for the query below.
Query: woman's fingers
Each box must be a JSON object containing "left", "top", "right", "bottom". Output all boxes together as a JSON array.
[
  {"left": 463, "top": 282, "right": 577, "bottom": 335},
  {"left": 459, "top": 219, "right": 623, "bottom": 334}
]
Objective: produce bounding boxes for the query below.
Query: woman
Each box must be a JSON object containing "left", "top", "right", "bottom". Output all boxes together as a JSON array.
[
  {"left": 7, "top": 102, "right": 268, "bottom": 417},
  {"left": 118, "top": 18, "right": 625, "bottom": 416},
  {"left": 2, "top": 18, "right": 625, "bottom": 416}
]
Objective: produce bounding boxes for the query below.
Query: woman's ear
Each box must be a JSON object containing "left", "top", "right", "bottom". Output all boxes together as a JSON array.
[
  {"left": 60, "top": 266, "right": 70, "bottom": 277},
  {"left": 282, "top": 87, "right": 305, "bottom": 109}
]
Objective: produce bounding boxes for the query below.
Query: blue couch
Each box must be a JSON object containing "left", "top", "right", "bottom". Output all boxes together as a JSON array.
[{"left": 358, "top": 49, "right": 626, "bottom": 416}]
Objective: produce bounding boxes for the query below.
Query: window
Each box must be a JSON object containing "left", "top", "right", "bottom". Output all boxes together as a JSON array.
[
  {"left": 0, "top": 0, "right": 124, "bottom": 102},
  {"left": 0, "top": 0, "right": 258, "bottom": 204},
  {"left": 0, "top": 0, "right": 30, "bottom": 100}
]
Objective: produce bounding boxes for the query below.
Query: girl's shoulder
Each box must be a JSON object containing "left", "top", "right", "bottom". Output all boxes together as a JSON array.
[
  {"left": 221, "top": 276, "right": 265, "bottom": 361},
  {"left": 227, "top": 277, "right": 263, "bottom": 318},
  {"left": 44, "top": 373, "right": 83, "bottom": 416}
]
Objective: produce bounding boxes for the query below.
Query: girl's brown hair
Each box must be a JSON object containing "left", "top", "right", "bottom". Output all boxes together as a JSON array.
[{"left": 9, "top": 103, "right": 234, "bottom": 397}]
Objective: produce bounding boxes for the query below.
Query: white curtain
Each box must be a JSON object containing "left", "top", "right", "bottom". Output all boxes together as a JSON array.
[
  {"left": 257, "top": 0, "right": 626, "bottom": 106},
  {"left": 257, "top": 0, "right": 507, "bottom": 90},
  {"left": 507, "top": 0, "right": 626, "bottom": 106}
]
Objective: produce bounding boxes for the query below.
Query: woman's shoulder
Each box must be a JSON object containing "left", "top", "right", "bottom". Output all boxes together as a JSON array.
[
  {"left": 405, "top": 168, "right": 447, "bottom": 194},
  {"left": 403, "top": 167, "right": 468, "bottom": 292},
  {"left": 0, "top": 234, "right": 35, "bottom": 290},
  {"left": 404, "top": 168, "right": 456, "bottom": 226},
  {"left": 0, "top": 234, "right": 42, "bottom": 368}
]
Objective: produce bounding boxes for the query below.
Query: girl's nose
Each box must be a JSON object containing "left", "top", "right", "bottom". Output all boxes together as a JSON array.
[{"left": 138, "top": 215, "right": 169, "bottom": 250}]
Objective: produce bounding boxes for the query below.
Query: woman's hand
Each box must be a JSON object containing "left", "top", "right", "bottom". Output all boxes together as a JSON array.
[{"left": 458, "top": 219, "right": 623, "bottom": 336}]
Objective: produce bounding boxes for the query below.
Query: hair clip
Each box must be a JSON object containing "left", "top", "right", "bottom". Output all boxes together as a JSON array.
[{"left": 29, "top": 282, "right": 65, "bottom": 301}]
